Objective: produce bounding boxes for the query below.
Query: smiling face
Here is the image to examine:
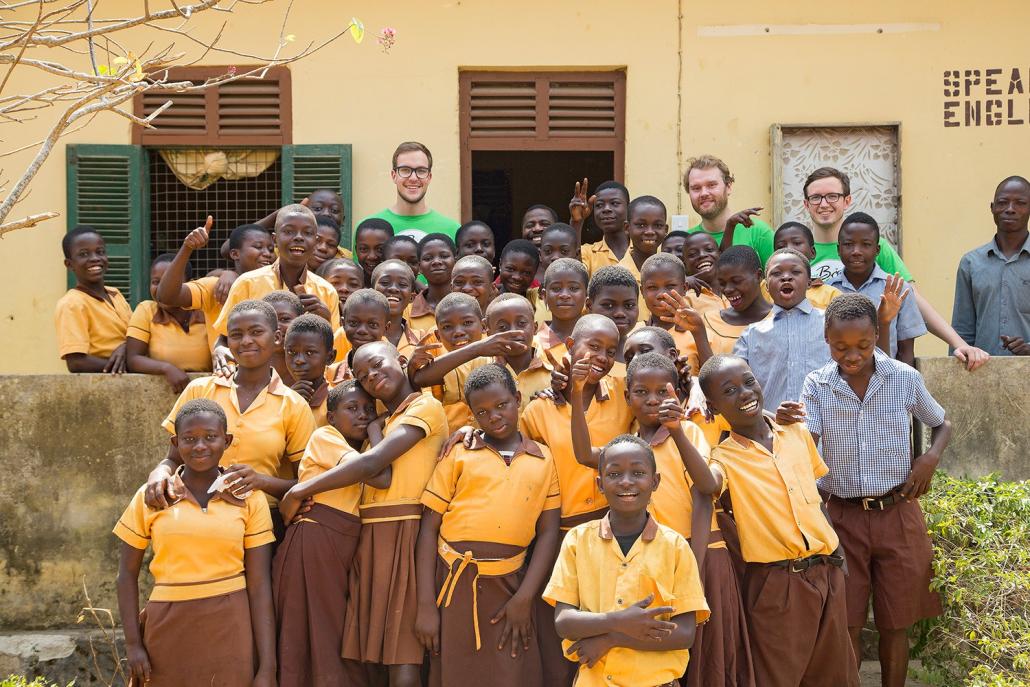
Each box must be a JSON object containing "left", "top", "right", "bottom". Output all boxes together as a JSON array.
[
  {"left": 640, "top": 264, "right": 686, "bottom": 319},
  {"left": 310, "top": 225, "right": 341, "bottom": 270},
  {"left": 623, "top": 330, "right": 677, "bottom": 367},
  {"left": 269, "top": 301, "right": 301, "bottom": 352},
  {"left": 661, "top": 234, "right": 687, "bottom": 262},
  {"left": 232, "top": 230, "right": 276, "bottom": 272},
  {"left": 702, "top": 358, "right": 764, "bottom": 428},
  {"left": 543, "top": 267, "right": 587, "bottom": 323},
  {"left": 498, "top": 252, "right": 536, "bottom": 295},
  {"left": 486, "top": 299, "right": 537, "bottom": 353},
  {"left": 592, "top": 188, "right": 629, "bottom": 236},
  {"left": 991, "top": 179, "right": 1030, "bottom": 235},
  {"left": 716, "top": 262, "right": 762, "bottom": 312},
  {"left": 627, "top": 204, "right": 668, "bottom": 257},
  {"left": 435, "top": 303, "right": 485, "bottom": 351},
  {"left": 467, "top": 381, "right": 521, "bottom": 441},
  {"left": 826, "top": 316, "right": 877, "bottom": 378},
  {"left": 307, "top": 190, "right": 344, "bottom": 225},
  {"left": 391, "top": 149, "right": 432, "bottom": 205},
  {"left": 838, "top": 223, "right": 880, "bottom": 280},
  {"left": 773, "top": 226, "right": 815, "bottom": 260},
  {"left": 597, "top": 442, "right": 659, "bottom": 516},
  {"left": 803, "top": 176, "right": 852, "bottom": 231},
  {"left": 356, "top": 228, "right": 391, "bottom": 281},
  {"left": 569, "top": 319, "right": 620, "bottom": 384},
  {"left": 522, "top": 208, "right": 555, "bottom": 247},
  {"left": 342, "top": 300, "right": 389, "bottom": 348},
  {"left": 539, "top": 232, "right": 580, "bottom": 273},
  {"left": 327, "top": 387, "right": 376, "bottom": 441},
  {"left": 384, "top": 241, "right": 420, "bottom": 280},
  {"left": 588, "top": 285, "right": 639, "bottom": 336},
  {"left": 457, "top": 224, "right": 496, "bottom": 262},
  {"left": 451, "top": 262, "right": 496, "bottom": 311},
  {"left": 626, "top": 366, "right": 679, "bottom": 428},
  {"left": 274, "top": 213, "right": 318, "bottom": 269},
  {"left": 373, "top": 262, "right": 415, "bottom": 317},
  {"left": 65, "top": 231, "right": 108, "bottom": 287},
  {"left": 226, "top": 310, "right": 278, "bottom": 370},
  {"left": 681, "top": 233, "right": 720, "bottom": 283},
  {"left": 419, "top": 239, "right": 456, "bottom": 287},
  {"left": 173, "top": 412, "right": 229, "bottom": 474},
  {"left": 353, "top": 343, "right": 408, "bottom": 401},
  {"left": 765, "top": 254, "right": 810, "bottom": 309},
  {"left": 324, "top": 262, "right": 365, "bottom": 306},
  {"left": 285, "top": 330, "right": 333, "bottom": 382},
  {"left": 686, "top": 167, "right": 730, "bottom": 220}
]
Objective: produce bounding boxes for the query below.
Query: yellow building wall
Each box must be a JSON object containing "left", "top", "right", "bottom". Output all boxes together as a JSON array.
[{"left": 3, "top": 1, "right": 1027, "bottom": 372}]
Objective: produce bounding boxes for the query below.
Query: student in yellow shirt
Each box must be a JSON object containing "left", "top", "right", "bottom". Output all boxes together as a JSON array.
[
  {"left": 572, "top": 180, "right": 631, "bottom": 279},
  {"left": 694, "top": 355, "right": 858, "bottom": 687},
  {"left": 450, "top": 255, "right": 498, "bottom": 314},
  {"left": 415, "top": 364, "right": 561, "bottom": 687},
  {"left": 55, "top": 226, "right": 132, "bottom": 373},
  {"left": 544, "top": 434, "right": 710, "bottom": 687},
  {"left": 530, "top": 223, "right": 582, "bottom": 324},
  {"left": 618, "top": 196, "right": 670, "bottom": 323},
  {"left": 372, "top": 259, "right": 426, "bottom": 361},
  {"left": 316, "top": 257, "right": 365, "bottom": 319},
  {"left": 278, "top": 341, "right": 447, "bottom": 687},
  {"left": 115, "top": 399, "right": 276, "bottom": 687},
  {"left": 126, "top": 253, "right": 211, "bottom": 391},
  {"left": 408, "top": 233, "right": 457, "bottom": 332},
  {"left": 703, "top": 246, "right": 772, "bottom": 355},
  {"left": 272, "top": 381, "right": 391, "bottom": 687},
  {"left": 536, "top": 257, "right": 588, "bottom": 362},
  {"left": 283, "top": 314, "right": 335, "bottom": 427},
  {"left": 325, "top": 289, "right": 390, "bottom": 387},
  {"left": 262, "top": 290, "right": 305, "bottom": 386},
  {"left": 586, "top": 265, "right": 640, "bottom": 380},
  {"left": 638, "top": 253, "right": 713, "bottom": 376},
  {"left": 310, "top": 214, "right": 344, "bottom": 272}
]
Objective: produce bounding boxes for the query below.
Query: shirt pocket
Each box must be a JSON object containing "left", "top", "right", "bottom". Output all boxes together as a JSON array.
[{"left": 793, "top": 464, "right": 822, "bottom": 504}]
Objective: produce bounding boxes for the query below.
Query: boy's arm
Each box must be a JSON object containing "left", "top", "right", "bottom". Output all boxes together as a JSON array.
[
  {"left": 688, "top": 485, "right": 713, "bottom": 572},
  {"left": 910, "top": 284, "right": 989, "bottom": 371},
  {"left": 568, "top": 177, "right": 593, "bottom": 243},
  {"left": 64, "top": 351, "right": 119, "bottom": 374},
  {"left": 125, "top": 337, "right": 191, "bottom": 393},
  {"left": 156, "top": 218, "right": 212, "bottom": 308},
  {"left": 576, "top": 611, "right": 698, "bottom": 656},
  {"left": 116, "top": 542, "right": 151, "bottom": 685},
  {"left": 570, "top": 369, "right": 602, "bottom": 468},
  {"left": 896, "top": 338, "right": 916, "bottom": 366},
  {"left": 716, "top": 208, "right": 762, "bottom": 254},
  {"left": 414, "top": 508, "right": 443, "bottom": 655},
  {"left": 554, "top": 596, "right": 677, "bottom": 642},
  {"left": 902, "top": 418, "right": 952, "bottom": 500},
  {"left": 243, "top": 545, "right": 277, "bottom": 685},
  {"left": 411, "top": 331, "right": 527, "bottom": 387},
  {"left": 662, "top": 388, "right": 720, "bottom": 495}
]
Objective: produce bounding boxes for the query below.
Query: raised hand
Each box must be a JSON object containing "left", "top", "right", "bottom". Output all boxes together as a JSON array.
[
  {"left": 658, "top": 290, "right": 704, "bottom": 333},
  {"left": 569, "top": 177, "right": 595, "bottom": 225},
  {"left": 877, "top": 273, "right": 909, "bottom": 326},
  {"left": 725, "top": 207, "right": 762, "bottom": 231},
  {"left": 293, "top": 285, "right": 331, "bottom": 320},
  {"left": 774, "top": 400, "right": 806, "bottom": 425},
  {"left": 658, "top": 382, "right": 686, "bottom": 429},
  {"left": 183, "top": 215, "right": 213, "bottom": 251}
]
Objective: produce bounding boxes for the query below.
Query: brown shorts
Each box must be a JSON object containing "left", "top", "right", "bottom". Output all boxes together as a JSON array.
[{"left": 828, "top": 496, "right": 942, "bottom": 630}]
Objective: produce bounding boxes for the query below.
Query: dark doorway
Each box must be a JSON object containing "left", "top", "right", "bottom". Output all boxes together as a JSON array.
[{"left": 470, "top": 150, "right": 614, "bottom": 254}]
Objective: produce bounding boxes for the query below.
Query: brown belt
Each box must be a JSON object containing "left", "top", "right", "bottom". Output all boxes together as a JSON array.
[
  {"left": 834, "top": 490, "right": 905, "bottom": 511},
  {"left": 760, "top": 553, "right": 844, "bottom": 573}
]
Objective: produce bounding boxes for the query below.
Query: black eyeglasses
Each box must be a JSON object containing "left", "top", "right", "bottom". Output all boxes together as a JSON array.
[
  {"left": 806, "top": 193, "right": 845, "bottom": 205},
  {"left": 394, "top": 166, "right": 431, "bottom": 179}
]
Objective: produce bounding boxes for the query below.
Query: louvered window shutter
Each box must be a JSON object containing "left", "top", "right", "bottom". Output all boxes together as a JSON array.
[
  {"left": 65, "top": 144, "right": 148, "bottom": 304},
  {"left": 281, "top": 144, "right": 353, "bottom": 250}
]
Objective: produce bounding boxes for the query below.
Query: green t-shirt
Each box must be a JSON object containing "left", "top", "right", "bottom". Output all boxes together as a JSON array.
[
  {"left": 811, "top": 238, "right": 913, "bottom": 283},
  {"left": 688, "top": 218, "right": 776, "bottom": 266},
  {"left": 359, "top": 208, "right": 460, "bottom": 245}
]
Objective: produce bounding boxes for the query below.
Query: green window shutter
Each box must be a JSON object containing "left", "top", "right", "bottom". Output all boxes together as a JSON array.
[
  {"left": 66, "top": 144, "right": 148, "bottom": 304},
  {"left": 281, "top": 144, "right": 353, "bottom": 250}
]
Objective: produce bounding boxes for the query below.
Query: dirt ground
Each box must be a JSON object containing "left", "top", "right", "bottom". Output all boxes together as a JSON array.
[{"left": 860, "top": 660, "right": 931, "bottom": 686}]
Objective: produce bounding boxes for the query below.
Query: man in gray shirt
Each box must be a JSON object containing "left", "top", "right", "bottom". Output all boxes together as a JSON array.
[{"left": 952, "top": 176, "right": 1030, "bottom": 356}]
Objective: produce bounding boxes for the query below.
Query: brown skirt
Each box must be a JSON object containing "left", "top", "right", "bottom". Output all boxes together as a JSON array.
[
  {"left": 429, "top": 556, "right": 542, "bottom": 687},
  {"left": 715, "top": 495, "right": 746, "bottom": 585},
  {"left": 273, "top": 504, "right": 362, "bottom": 687},
  {"left": 138, "top": 589, "right": 254, "bottom": 687},
  {"left": 342, "top": 517, "right": 424, "bottom": 666},
  {"left": 682, "top": 546, "right": 756, "bottom": 687}
]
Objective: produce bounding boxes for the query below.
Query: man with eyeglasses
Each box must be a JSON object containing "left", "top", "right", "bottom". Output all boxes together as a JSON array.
[
  {"left": 802, "top": 166, "right": 989, "bottom": 370},
  {"left": 361, "top": 141, "right": 460, "bottom": 244}
]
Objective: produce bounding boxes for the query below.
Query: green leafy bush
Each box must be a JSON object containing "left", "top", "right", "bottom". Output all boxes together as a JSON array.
[
  {"left": 1, "top": 677, "right": 72, "bottom": 687},
  {"left": 915, "top": 474, "right": 1030, "bottom": 687}
]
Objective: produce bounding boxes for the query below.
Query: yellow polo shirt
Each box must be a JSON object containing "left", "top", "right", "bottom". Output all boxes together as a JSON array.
[
  {"left": 710, "top": 419, "right": 838, "bottom": 563},
  {"left": 616, "top": 250, "right": 649, "bottom": 322},
  {"left": 54, "top": 286, "right": 132, "bottom": 358},
  {"left": 543, "top": 514, "right": 710, "bottom": 687},
  {"left": 702, "top": 309, "right": 767, "bottom": 356},
  {"left": 685, "top": 287, "right": 727, "bottom": 318},
  {"left": 300, "top": 425, "right": 363, "bottom": 515},
  {"left": 422, "top": 433, "right": 561, "bottom": 547},
  {"left": 534, "top": 322, "right": 569, "bottom": 363},
  {"left": 332, "top": 326, "right": 352, "bottom": 365},
  {"left": 127, "top": 300, "right": 211, "bottom": 372},
  {"left": 406, "top": 291, "right": 437, "bottom": 333},
  {"left": 114, "top": 469, "right": 274, "bottom": 602},
  {"left": 184, "top": 276, "right": 227, "bottom": 350},
  {"left": 582, "top": 240, "right": 621, "bottom": 279},
  {"left": 495, "top": 348, "right": 553, "bottom": 411},
  {"left": 212, "top": 260, "right": 340, "bottom": 336},
  {"left": 430, "top": 356, "right": 492, "bottom": 433}
]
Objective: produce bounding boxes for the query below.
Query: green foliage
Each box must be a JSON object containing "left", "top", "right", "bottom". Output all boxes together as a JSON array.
[
  {"left": 1, "top": 677, "right": 73, "bottom": 687},
  {"left": 914, "top": 474, "right": 1030, "bottom": 687}
]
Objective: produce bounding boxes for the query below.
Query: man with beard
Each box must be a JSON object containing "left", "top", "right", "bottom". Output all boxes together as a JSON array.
[
  {"left": 684, "top": 155, "right": 776, "bottom": 266},
  {"left": 362, "top": 141, "right": 460, "bottom": 244}
]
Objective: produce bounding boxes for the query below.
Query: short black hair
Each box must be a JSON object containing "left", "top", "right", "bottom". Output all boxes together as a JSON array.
[
  {"left": 716, "top": 245, "right": 762, "bottom": 275},
  {"left": 355, "top": 218, "right": 394, "bottom": 242},
  {"left": 626, "top": 351, "right": 678, "bottom": 388},
  {"left": 342, "top": 288, "right": 390, "bottom": 319},
  {"left": 384, "top": 234, "right": 419, "bottom": 255},
  {"left": 840, "top": 212, "right": 880, "bottom": 241},
  {"left": 327, "top": 379, "right": 371, "bottom": 413},
  {"left": 315, "top": 214, "right": 341, "bottom": 242},
  {"left": 543, "top": 257, "right": 588, "bottom": 288},
  {"left": 594, "top": 180, "right": 630, "bottom": 203},
  {"left": 372, "top": 258, "right": 415, "bottom": 285},
  {"left": 500, "top": 239, "right": 540, "bottom": 269},
  {"left": 455, "top": 220, "right": 494, "bottom": 246},
  {"left": 523, "top": 204, "right": 559, "bottom": 222},
  {"left": 228, "top": 223, "right": 271, "bottom": 252},
  {"left": 484, "top": 292, "right": 534, "bottom": 320},
  {"left": 174, "top": 398, "right": 227, "bottom": 433},
  {"left": 626, "top": 325, "right": 676, "bottom": 354},
  {"left": 598, "top": 434, "right": 656, "bottom": 472},
  {"left": 262, "top": 289, "right": 304, "bottom": 316},
  {"left": 541, "top": 222, "right": 578, "bottom": 245},
  {"left": 62, "top": 225, "right": 103, "bottom": 258},
  {"left": 152, "top": 252, "right": 191, "bottom": 281},
  {"left": 824, "top": 292, "right": 879, "bottom": 334},
  {"left": 285, "top": 312, "right": 334, "bottom": 351},
  {"left": 628, "top": 195, "right": 667, "bottom": 219},
  {"left": 766, "top": 247, "right": 811, "bottom": 278},
  {"left": 228, "top": 298, "right": 278, "bottom": 330},
  {"left": 464, "top": 363, "right": 518, "bottom": 405},
  {"left": 640, "top": 252, "right": 686, "bottom": 281},
  {"left": 417, "top": 232, "right": 457, "bottom": 258},
  {"left": 571, "top": 313, "right": 619, "bottom": 343},
  {"left": 698, "top": 354, "right": 746, "bottom": 396},
  {"left": 996, "top": 175, "right": 1030, "bottom": 195},
  {"left": 453, "top": 254, "right": 494, "bottom": 275},
  {"left": 774, "top": 221, "right": 815, "bottom": 250},
  {"left": 661, "top": 229, "right": 691, "bottom": 245},
  {"left": 588, "top": 265, "right": 639, "bottom": 301},
  {"left": 436, "top": 291, "right": 483, "bottom": 319},
  {"left": 316, "top": 257, "right": 361, "bottom": 278}
]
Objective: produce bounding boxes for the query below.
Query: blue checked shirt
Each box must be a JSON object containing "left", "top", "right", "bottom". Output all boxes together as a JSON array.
[
  {"left": 733, "top": 298, "right": 831, "bottom": 410},
  {"left": 802, "top": 349, "right": 946, "bottom": 498},
  {"left": 828, "top": 265, "right": 926, "bottom": 357}
]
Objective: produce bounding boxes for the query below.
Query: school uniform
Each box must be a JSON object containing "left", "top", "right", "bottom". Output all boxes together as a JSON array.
[
  {"left": 802, "top": 350, "right": 945, "bottom": 631},
  {"left": 684, "top": 286, "right": 728, "bottom": 318},
  {"left": 535, "top": 321, "right": 569, "bottom": 362},
  {"left": 114, "top": 467, "right": 275, "bottom": 687},
  {"left": 710, "top": 419, "right": 858, "bottom": 687},
  {"left": 529, "top": 286, "right": 553, "bottom": 324},
  {"left": 701, "top": 309, "right": 768, "bottom": 356},
  {"left": 760, "top": 281, "right": 841, "bottom": 311},
  {"left": 211, "top": 259, "right": 340, "bottom": 336},
  {"left": 732, "top": 298, "right": 830, "bottom": 410},
  {"left": 429, "top": 355, "right": 492, "bottom": 432},
  {"left": 828, "top": 265, "right": 926, "bottom": 357},
  {"left": 308, "top": 382, "right": 329, "bottom": 427},
  {"left": 634, "top": 320, "right": 703, "bottom": 375},
  {"left": 342, "top": 391, "right": 448, "bottom": 667},
  {"left": 406, "top": 290, "right": 438, "bottom": 333},
  {"left": 272, "top": 425, "right": 364, "bottom": 687},
  {"left": 393, "top": 319, "right": 426, "bottom": 363},
  {"left": 543, "top": 514, "right": 711, "bottom": 687},
  {"left": 163, "top": 370, "right": 316, "bottom": 509},
  {"left": 127, "top": 300, "right": 211, "bottom": 372},
  {"left": 495, "top": 348, "right": 553, "bottom": 411},
  {"left": 54, "top": 286, "right": 132, "bottom": 360},
  {"left": 332, "top": 326, "right": 351, "bottom": 364},
  {"left": 616, "top": 250, "right": 650, "bottom": 322},
  {"left": 422, "top": 433, "right": 561, "bottom": 687},
  {"left": 184, "top": 275, "right": 230, "bottom": 350},
  {"left": 582, "top": 239, "right": 621, "bottom": 279}
]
